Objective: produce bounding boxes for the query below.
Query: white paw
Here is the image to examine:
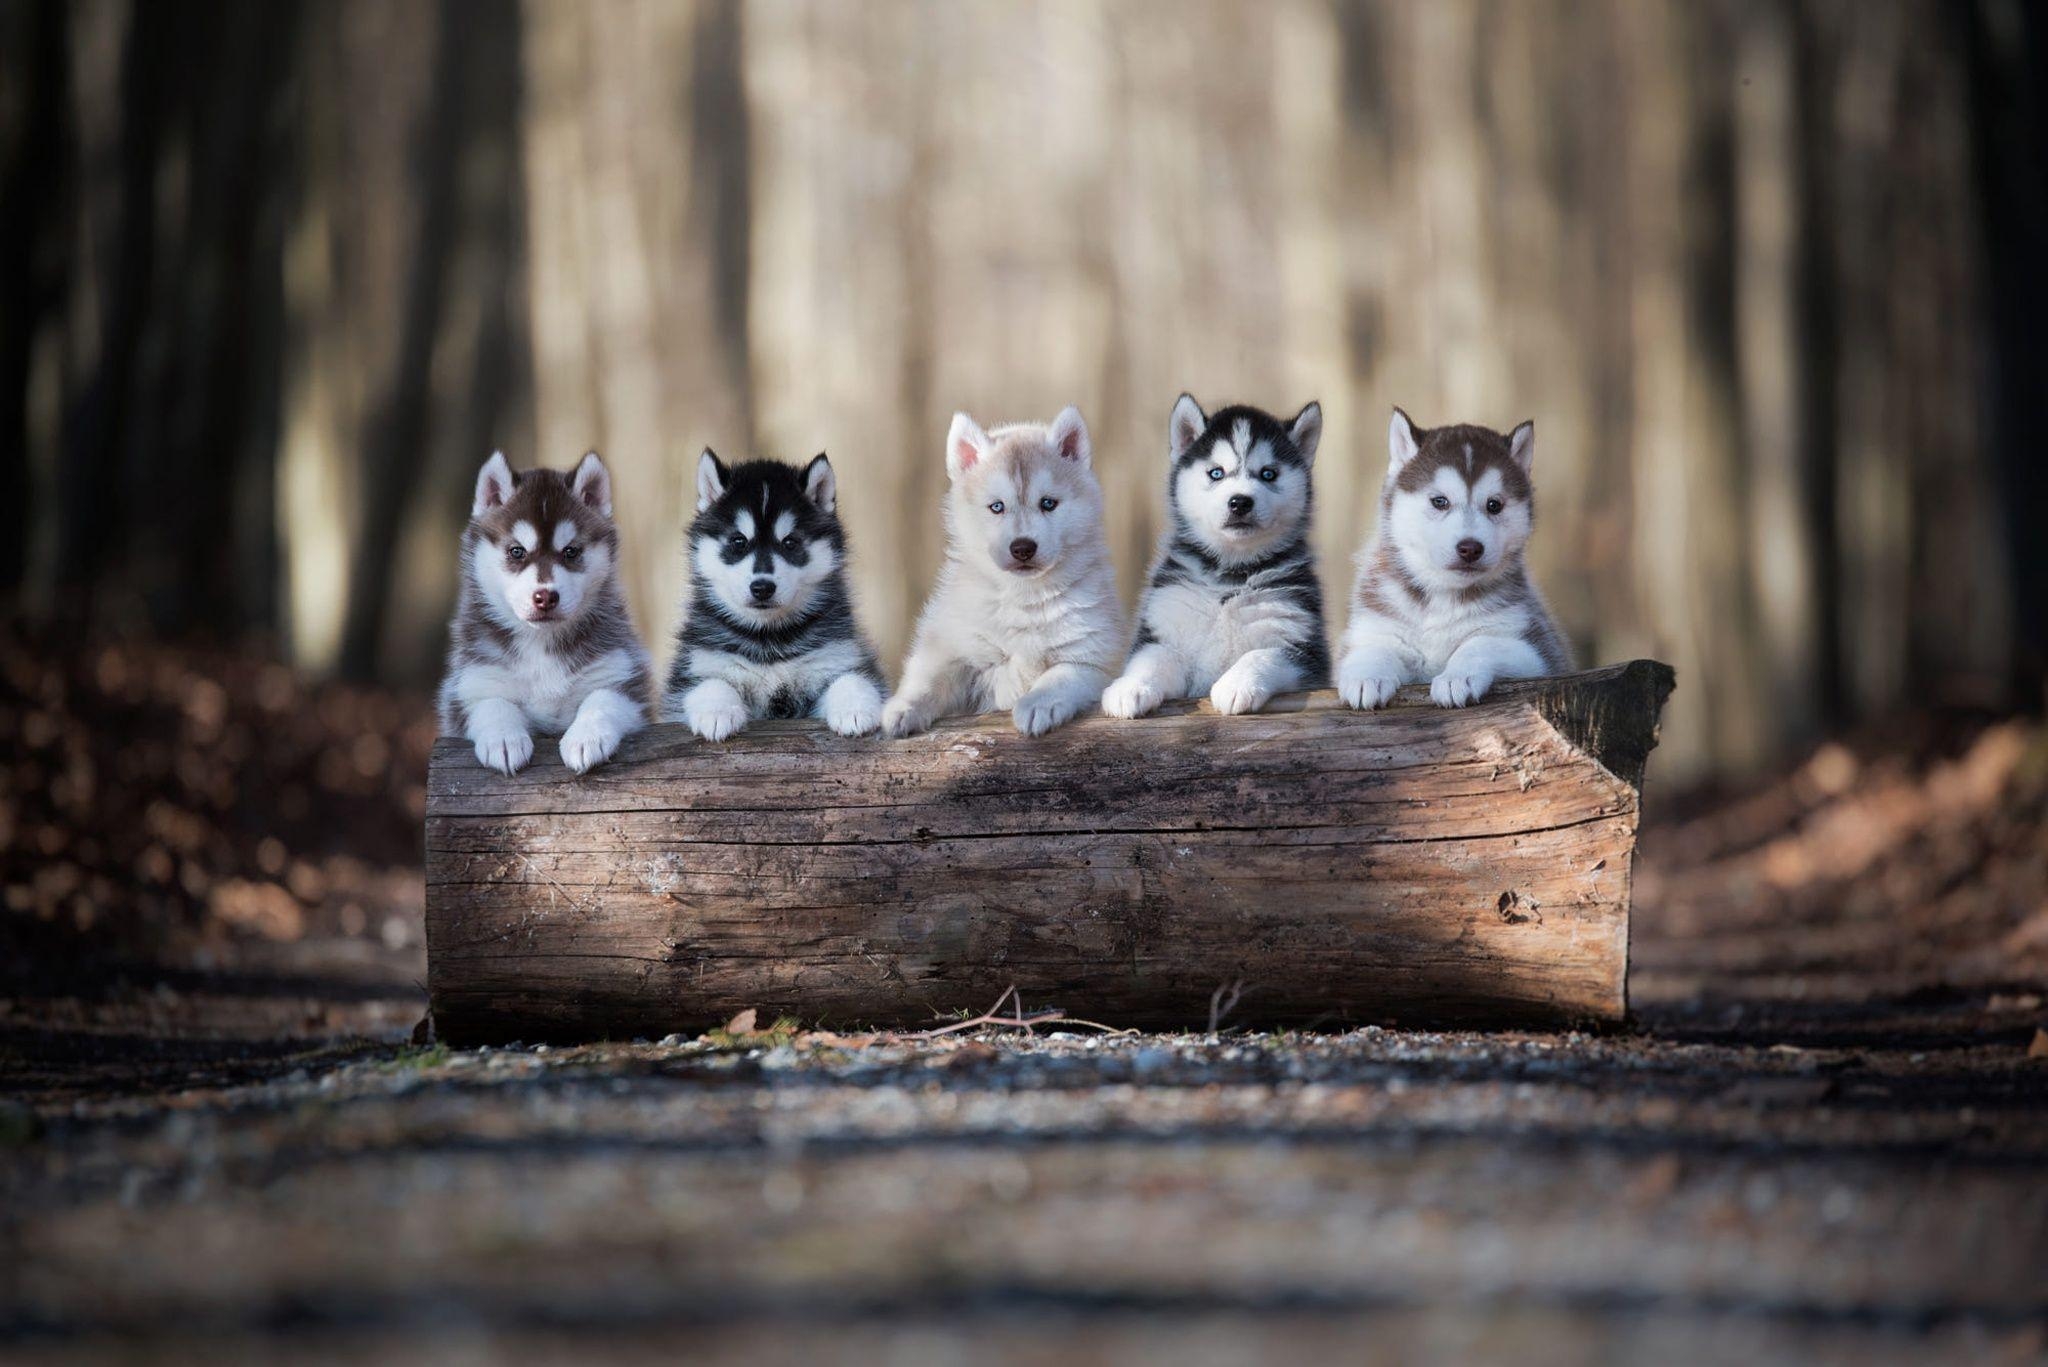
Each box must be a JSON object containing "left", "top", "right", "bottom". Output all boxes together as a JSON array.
[
  {"left": 825, "top": 694, "right": 882, "bottom": 737},
  {"left": 1013, "top": 693, "right": 1076, "bottom": 736},
  {"left": 1209, "top": 669, "right": 1271, "bottom": 716},
  {"left": 1338, "top": 662, "right": 1402, "bottom": 710},
  {"left": 559, "top": 716, "right": 623, "bottom": 774},
  {"left": 1430, "top": 669, "right": 1494, "bottom": 708},
  {"left": 1101, "top": 674, "right": 1163, "bottom": 719},
  {"left": 881, "top": 697, "right": 932, "bottom": 739},
  {"left": 686, "top": 700, "right": 750, "bottom": 742},
  {"left": 473, "top": 724, "right": 534, "bottom": 775}
]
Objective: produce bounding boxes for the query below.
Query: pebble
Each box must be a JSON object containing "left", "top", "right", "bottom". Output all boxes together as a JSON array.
[
  {"left": 659, "top": 1034, "right": 686, "bottom": 1048},
  {"left": 1131, "top": 1048, "right": 1174, "bottom": 1077}
]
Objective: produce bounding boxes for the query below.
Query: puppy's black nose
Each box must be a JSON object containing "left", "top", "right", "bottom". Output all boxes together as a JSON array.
[
  {"left": 1227, "top": 494, "right": 1254, "bottom": 516},
  {"left": 1009, "top": 538, "right": 1037, "bottom": 564},
  {"left": 749, "top": 578, "right": 776, "bottom": 602},
  {"left": 532, "top": 587, "right": 559, "bottom": 612},
  {"left": 1456, "top": 538, "right": 1485, "bottom": 564}
]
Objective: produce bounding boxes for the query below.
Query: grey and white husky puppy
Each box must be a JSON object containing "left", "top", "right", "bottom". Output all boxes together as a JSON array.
[
  {"left": 660, "top": 451, "right": 885, "bottom": 741},
  {"left": 438, "top": 451, "right": 651, "bottom": 774},
  {"left": 1337, "top": 409, "right": 1571, "bottom": 710},
  {"left": 882, "top": 406, "right": 1124, "bottom": 738},
  {"left": 1103, "top": 394, "right": 1328, "bottom": 718}
]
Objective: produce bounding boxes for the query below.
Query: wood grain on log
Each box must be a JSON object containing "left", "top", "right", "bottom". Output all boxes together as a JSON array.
[{"left": 425, "top": 660, "right": 1675, "bottom": 1042}]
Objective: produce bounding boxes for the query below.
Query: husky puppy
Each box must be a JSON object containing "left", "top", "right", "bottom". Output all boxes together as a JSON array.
[
  {"left": 1103, "top": 394, "right": 1328, "bottom": 718},
  {"left": 882, "top": 406, "right": 1123, "bottom": 738},
  {"left": 1337, "top": 409, "right": 1571, "bottom": 710},
  {"left": 438, "top": 451, "right": 650, "bottom": 774},
  {"left": 661, "top": 451, "right": 885, "bottom": 741}
]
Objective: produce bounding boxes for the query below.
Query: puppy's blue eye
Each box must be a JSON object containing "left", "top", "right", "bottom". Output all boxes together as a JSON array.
[
  {"left": 507, "top": 544, "right": 525, "bottom": 562},
  {"left": 1430, "top": 495, "right": 1451, "bottom": 511},
  {"left": 1258, "top": 468, "right": 1278, "bottom": 482},
  {"left": 988, "top": 500, "right": 1005, "bottom": 515},
  {"left": 562, "top": 545, "right": 581, "bottom": 563},
  {"left": 1039, "top": 496, "right": 1059, "bottom": 513},
  {"left": 726, "top": 532, "right": 746, "bottom": 548},
  {"left": 1485, "top": 498, "right": 1503, "bottom": 515},
  {"left": 1207, "top": 467, "right": 1225, "bottom": 481},
  {"left": 782, "top": 534, "right": 801, "bottom": 551}
]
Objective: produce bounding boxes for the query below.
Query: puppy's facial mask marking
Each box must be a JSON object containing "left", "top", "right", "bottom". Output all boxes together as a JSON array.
[
  {"left": 1166, "top": 396, "right": 1320, "bottom": 564},
  {"left": 692, "top": 452, "right": 843, "bottom": 625},
  {"left": 468, "top": 452, "right": 615, "bottom": 629},
  {"left": 947, "top": 407, "right": 1098, "bottom": 578},
  {"left": 1383, "top": 413, "right": 1536, "bottom": 591}
]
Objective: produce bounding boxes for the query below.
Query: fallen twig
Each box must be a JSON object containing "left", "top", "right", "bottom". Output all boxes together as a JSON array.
[{"left": 1208, "top": 978, "right": 1244, "bottom": 1034}]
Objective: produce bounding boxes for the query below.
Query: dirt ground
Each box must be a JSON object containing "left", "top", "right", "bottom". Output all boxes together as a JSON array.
[{"left": 3, "top": 633, "right": 2045, "bottom": 1365}]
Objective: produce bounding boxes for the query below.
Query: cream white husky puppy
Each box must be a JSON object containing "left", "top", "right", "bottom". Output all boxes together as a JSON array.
[
  {"left": 882, "top": 406, "right": 1124, "bottom": 737},
  {"left": 1337, "top": 409, "right": 1571, "bottom": 710}
]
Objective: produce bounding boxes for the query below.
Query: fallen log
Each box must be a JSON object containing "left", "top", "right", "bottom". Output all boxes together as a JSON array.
[{"left": 425, "top": 660, "right": 1675, "bottom": 1042}]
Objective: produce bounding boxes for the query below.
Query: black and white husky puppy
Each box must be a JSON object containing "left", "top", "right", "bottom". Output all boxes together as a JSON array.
[
  {"left": 438, "top": 451, "right": 650, "bottom": 774},
  {"left": 1102, "top": 394, "right": 1329, "bottom": 718},
  {"left": 660, "top": 451, "right": 885, "bottom": 741},
  {"left": 1336, "top": 409, "right": 1571, "bottom": 710}
]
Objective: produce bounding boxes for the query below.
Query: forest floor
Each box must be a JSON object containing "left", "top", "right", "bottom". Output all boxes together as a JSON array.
[{"left": 3, "top": 630, "right": 2046, "bottom": 1365}]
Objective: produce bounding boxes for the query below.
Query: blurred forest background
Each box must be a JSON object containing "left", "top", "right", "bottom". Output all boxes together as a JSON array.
[{"left": 2, "top": 0, "right": 2044, "bottom": 781}]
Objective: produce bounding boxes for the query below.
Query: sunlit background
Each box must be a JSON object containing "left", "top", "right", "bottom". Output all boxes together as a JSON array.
[{"left": 3, "top": 0, "right": 2043, "bottom": 781}]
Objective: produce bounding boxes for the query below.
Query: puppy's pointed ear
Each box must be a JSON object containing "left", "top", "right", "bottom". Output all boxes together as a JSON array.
[
  {"left": 1388, "top": 408, "right": 1422, "bottom": 472},
  {"left": 473, "top": 451, "right": 515, "bottom": 518},
  {"left": 1507, "top": 420, "right": 1535, "bottom": 474},
  {"left": 696, "top": 449, "right": 730, "bottom": 513},
  {"left": 803, "top": 452, "right": 837, "bottom": 514},
  {"left": 571, "top": 450, "right": 613, "bottom": 518},
  {"left": 945, "top": 412, "right": 988, "bottom": 480},
  {"left": 1288, "top": 401, "right": 1323, "bottom": 468},
  {"left": 1048, "top": 405, "right": 1091, "bottom": 466},
  {"left": 1168, "top": 393, "right": 1207, "bottom": 460}
]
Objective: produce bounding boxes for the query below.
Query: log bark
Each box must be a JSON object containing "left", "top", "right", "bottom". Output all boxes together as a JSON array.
[{"left": 424, "top": 660, "right": 1675, "bottom": 1043}]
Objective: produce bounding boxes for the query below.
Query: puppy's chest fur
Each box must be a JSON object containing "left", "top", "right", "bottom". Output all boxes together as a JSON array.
[
  {"left": 442, "top": 612, "right": 646, "bottom": 735},
  {"left": 1141, "top": 560, "right": 1321, "bottom": 688},
  {"left": 681, "top": 634, "right": 872, "bottom": 718},
  {"left": 947, "top": 569, "right": 1120, "bottom": 708},
  {"left": 1354, "top": 558, "right": 1553, "bottom": 675}
]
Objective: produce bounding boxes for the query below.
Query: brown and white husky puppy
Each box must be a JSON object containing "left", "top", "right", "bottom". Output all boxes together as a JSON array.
[
  {"left": 882, "top": 406, "right": 1124, "bottom": 738},
  {"left": 1337, "top": 409, "right": 1570, "bottom": 710},
  {"left": 437, "top": 451, "right": 650, "bottom": 773}
]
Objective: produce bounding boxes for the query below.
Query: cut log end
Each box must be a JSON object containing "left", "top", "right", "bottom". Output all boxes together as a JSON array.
[{"left": 426, "top": 661, "right": 1674, "bottom": 1043}]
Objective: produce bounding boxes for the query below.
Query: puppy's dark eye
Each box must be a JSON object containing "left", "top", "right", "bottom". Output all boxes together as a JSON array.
[
  {"left": 561, "top": 545, "right": 581, "bottom": 564},
  {"left": 988, "top": 500, "right": 1005, "bottom": 515},
  {"left": 1258, "top": 468, "right": 1278, "bottom": 482},
  {"left": 1429, "top": 495, "right": 1451, "bottom": 511},
  {"left": 782, "top": 534, "right": 802, "bottom": 552},
  {"left": 1207, "top": 467, "right": 1225, "bottom": 482},
  {"left": 507, "top": 543, "right": 526, "bottom": 562},
  {"left": 725, "top": 532, "right": 746, "bottom": 550},
  {"left": 1485, "top": 497, "right": 1504, "bottom": 515},
  {"left": 1039, "top": 496, "right": 1059, "bottom": 513}
]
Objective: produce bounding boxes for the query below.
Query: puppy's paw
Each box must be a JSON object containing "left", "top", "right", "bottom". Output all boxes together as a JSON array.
[
  {"left": 1429, "top": 668, "right": 1494, "bottom": 708},
  {"left": 824, "top": 692, "right": 882, "bottom": 738},
  {"left": 1013, "top": 692, "right": 1076, "bottom": 737},
  {"left": 559, "top": 716, "right": 623, "bottom": 774},
  {"left": 881, "top": 696, "right": 932, "bottom": 739},
  {"left": 1337, "top": 660, "right": 1402, "bottom": 710},
  {"left": 686, "top": 700, "right": 750, "bottom": 742},
  {"left": 1101, "top": 674, "right": 1163, "bottom": 719},
  {"left": 473, "top": 723, "right": 534, "bottom": 775},
  {"left": 1209, "top": 667, "right": 1271, "bottom": 716}
]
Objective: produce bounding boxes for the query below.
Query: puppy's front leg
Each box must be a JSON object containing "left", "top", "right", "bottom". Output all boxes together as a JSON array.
[
  {"left": 1208, "top": 647, "right": 1305, "bottom": 716},
  {"left": 1337, "top": 632, "right": 1420, "bottom": 711},
  {"left": 1430, "top": 634, "right": 1546, "bottom": 708},
  {"left": 882, "top": 654, "right": 969, "bottom": 738},
  {"left": 1102, "top": 643, "right": 1187, "bottom": 719},
  {"left": 817, "top": 671, "right": 884, "bottom": 737},
  {"left": 678, "top": 678, "right": 751, "bottom": 741},
  {"left": 560, "top": 687, "right": 643, "bottom": 773},
  {"left": 1013, "top": 662, "right": 1111, "bottom": 737},
  {"left": 467, "top": 697, "right": 534, "bottom": 775}
]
